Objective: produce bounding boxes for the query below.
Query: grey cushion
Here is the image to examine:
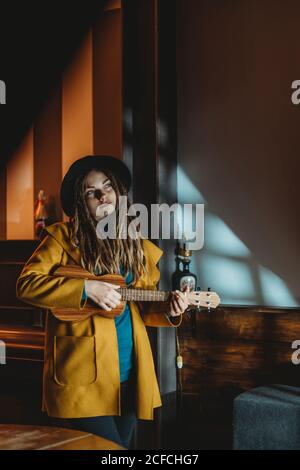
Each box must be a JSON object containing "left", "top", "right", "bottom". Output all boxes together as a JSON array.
[{"left": 233, "top": 384, "right": 300, "bottom": 450}]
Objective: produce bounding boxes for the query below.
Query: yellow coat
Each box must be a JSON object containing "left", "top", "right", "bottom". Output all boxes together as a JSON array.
[{"left": 16, "top": 222, "right": 182, "bottom": 420}]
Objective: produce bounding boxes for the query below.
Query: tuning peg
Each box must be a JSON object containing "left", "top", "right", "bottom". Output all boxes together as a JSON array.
[
  {"left": 195, "top": 287, "right": 201, "bottom": 311},
  {"left": 207, "top": 287, "right": 211, "bottom": 312}
]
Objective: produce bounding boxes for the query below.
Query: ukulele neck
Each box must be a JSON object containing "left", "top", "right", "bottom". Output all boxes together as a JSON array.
[{"left": 119, "top": 288, "right": 170, "bottom": 302}]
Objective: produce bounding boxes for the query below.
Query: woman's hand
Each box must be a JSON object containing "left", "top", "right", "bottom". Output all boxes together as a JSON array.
[
  {"left": 166, "top": 285, "right": 190, "bottom": 317},
  {"left": 84, "top": 280, "right": 122, "bottom": 311}
]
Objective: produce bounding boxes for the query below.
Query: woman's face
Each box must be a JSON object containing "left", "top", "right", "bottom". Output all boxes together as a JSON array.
[{"left": 84, "top": 170, "right": 117, "bottom": 221}]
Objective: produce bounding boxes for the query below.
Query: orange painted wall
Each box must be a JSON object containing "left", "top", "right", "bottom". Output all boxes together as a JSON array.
[{"left": 6, "top": 129, "right": 34, "bottom": 239}]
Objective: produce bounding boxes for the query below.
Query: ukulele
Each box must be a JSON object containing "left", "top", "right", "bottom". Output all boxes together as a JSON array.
[{"left": 50, "top": 264, "right": 220, "bottom": 322}]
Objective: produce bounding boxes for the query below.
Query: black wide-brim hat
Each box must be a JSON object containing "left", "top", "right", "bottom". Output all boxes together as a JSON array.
[{"left": 60, "top": 155, "right": 132, "bottom": 217}]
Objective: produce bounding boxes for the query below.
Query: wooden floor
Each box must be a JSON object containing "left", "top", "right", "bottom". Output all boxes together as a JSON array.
[{"left": 0, "top": 424, "right": 125, "bottom": 450}]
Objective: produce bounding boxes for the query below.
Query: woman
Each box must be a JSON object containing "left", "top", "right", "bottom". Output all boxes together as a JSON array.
[{"left": 16, "top": 155, "right": 189, "bottom": 449}]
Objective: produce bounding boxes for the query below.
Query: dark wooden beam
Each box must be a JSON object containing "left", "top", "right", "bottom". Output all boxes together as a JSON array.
[{"left": 34, "top": 84, "right": 62, "bottom": 225}]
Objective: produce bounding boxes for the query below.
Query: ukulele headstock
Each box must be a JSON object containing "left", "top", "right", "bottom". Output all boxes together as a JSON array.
[{"left": 186, "top": 287, "right": 220, "bottom": 310}]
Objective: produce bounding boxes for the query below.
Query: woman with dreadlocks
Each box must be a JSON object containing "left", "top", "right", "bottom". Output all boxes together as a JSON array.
[{"left": 16, "top": 155, "right": 189, "bottom": 449}]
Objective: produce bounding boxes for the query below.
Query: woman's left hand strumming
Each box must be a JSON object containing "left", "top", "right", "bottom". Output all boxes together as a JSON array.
[{"left": 166, "top": 285, "right": 190, "bottom": 317}]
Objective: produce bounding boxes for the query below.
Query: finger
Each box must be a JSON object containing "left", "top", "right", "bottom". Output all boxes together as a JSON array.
[
  {"left": 110, "top": 290, "right": 122, "bottom": 300},
  {"left": 175, "top": 290, "right": 187, "bottom": 302},
  {"left": 174, "top": 294, "right": 189, "bottom": 312},
  {"left": 175, "top": 290, "right": 186, "bottom": 299},
  {"left": 176, "top": 293, "right": 189, "bottom": 307},
  {"left": 108, "top": 293, "right": 123, "bottom": 307},
  {"left": 173, "top": 290, "right": 184, "bottom": 299},
  {"left": 101, "top": 282, "right": 120, "bottom": 289},
  {"left": 106, "top": 289, "right": 121, "bottom": 299},
  {"left": 174, "top": 298, "right": 185, "bottom": 313},
  {"left": 89, "top": 295, "right": 113, "bottom": 311},
  {"left": 171, "top": 299, "right": 182, "bottom": 315},
  {"left": 104, "top": 298, "right": 119, "bottom": 309},
  {"left": 98, "top": 301, "right": 112, "bottom": 311},
  {"left": 107, "top": 291, "right": 122, "bottom": 304},
  {"left": 176, "top": 296, "right": 186, "bottom": 309}
]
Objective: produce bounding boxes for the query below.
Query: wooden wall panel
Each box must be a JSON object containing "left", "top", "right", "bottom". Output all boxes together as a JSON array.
[
  {"left": 0, "top": 240, "right": 45, "bottom": 425},
  {"left": 0, "top": 168, "right": 6, "bottom": 239},
  {"left": 34, "top": 85, "right": 62, "bottom": 224},
  {"left": 6, "top": 129, "right": 34, "bottom": 240},
  {"left": 178, "top": 306, "right": 300, "bottom": 402}
]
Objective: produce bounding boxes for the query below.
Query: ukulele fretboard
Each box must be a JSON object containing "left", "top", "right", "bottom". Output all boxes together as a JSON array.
[{"left": 119, "top": 288, "right": 170, "bottom": 302}]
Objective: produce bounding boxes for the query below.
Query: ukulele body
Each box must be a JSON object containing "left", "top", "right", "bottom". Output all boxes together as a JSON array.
[{"left": 51, "top": 271, "right": 128, "bottom": 322}]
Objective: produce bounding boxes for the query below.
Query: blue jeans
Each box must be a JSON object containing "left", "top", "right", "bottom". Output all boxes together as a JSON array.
[{"left": 49, "top": 378, "right": 137, "bottom": 449}]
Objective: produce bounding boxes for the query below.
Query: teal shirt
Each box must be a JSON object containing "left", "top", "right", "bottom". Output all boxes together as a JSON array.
[{"left": 81, "top": 267, "right": 134, "bottom": 383}]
